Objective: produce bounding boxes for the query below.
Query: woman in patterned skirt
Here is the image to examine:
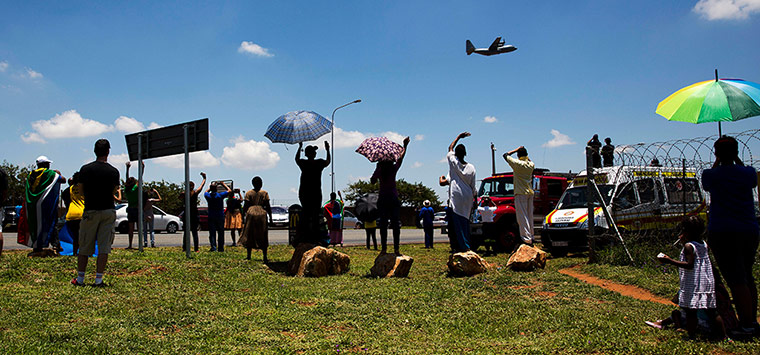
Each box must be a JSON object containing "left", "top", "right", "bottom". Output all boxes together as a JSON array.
[{"left": 240, "top": 177, "right": 272, "bottom": 262}]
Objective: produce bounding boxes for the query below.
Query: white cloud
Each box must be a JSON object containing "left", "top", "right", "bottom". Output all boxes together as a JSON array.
[
  {"left": 108, "top": 153, "right": 131, "bottom": 167},
  {"left": 484, "top": 116, "right": 498, "bottom": 123},
  {"left": 21, "top": 132, "right": 45, "bottom": 144},
  {"left": 542, "top": 129, "right": 576, "bottom": 148},
  {"left": 694, "top": 0, "right": 760, "bottom": 20},
  {"left": 414, "top": 134, "right": 425, "bottom": 141},
  {"left": 381, "top": 131, "right": 406, "bottom": 144},
  {"left": 221, "top": 137, "right": 280, "bottom": 170},
  {"left": 412, "top": 161, "right": 423, "bottom": 168},
  {"left": 0, "top": 61, "right": 8, "bottom": 72},
  {"left": 147, "top": 122, "right": 163, "bottom": 129},
  {"left": 238, "top": 41, "right": 274, "bottom": 57},
  {"left": 347, "top": 174, "right": 370, "bottom": 183},
  {"left": 439, "top": 157, "right": 448, "bottom": 163},
  {"left": 307, "top": 127, "right": 406, "bottom": 149},
  {"left": 114, "top": 116, "right": 145, "bottom": 133},
  {"left": 153, "top": 151, "right": 220, "bottom": 169},
  {"left": 26, "top": 68, "right": 43, "bottom": 79},
  {"left": 22, "top": 110, "right": 113, "bottom": 143}
]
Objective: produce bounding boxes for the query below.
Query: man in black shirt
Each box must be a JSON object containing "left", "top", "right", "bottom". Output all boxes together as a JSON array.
[
  {"left": 0, "top": 167, "right": 7, "bottom": 257},
  {"left": 181, "top": 172, "right": 206, "bottom": 252},
  {"left": 295, "top": 141, "right": 330, "bottom": 244},
  {"left": 71, "top": 139, "right": 121, "bottom": 287}
]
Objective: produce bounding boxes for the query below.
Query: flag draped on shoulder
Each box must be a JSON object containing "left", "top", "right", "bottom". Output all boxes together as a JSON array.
[{"left": 19, "top": 168, "right": 62, "bottom": 248}]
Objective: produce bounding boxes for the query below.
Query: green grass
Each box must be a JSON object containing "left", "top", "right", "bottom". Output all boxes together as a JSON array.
[{"left": 1, "top": 244, "right": 758, "bottom": 354}]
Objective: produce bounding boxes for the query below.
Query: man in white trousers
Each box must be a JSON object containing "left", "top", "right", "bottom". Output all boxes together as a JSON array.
[{"left": 503, "top": 146, "right": 535, "bottom": 245}]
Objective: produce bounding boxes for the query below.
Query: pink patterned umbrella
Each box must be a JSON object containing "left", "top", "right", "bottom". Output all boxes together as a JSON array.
[{"left": 355, "top": 137, "right": 404, "bottom": 162}]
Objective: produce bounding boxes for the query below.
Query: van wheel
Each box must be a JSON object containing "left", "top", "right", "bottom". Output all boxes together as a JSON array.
[
  {"left": 166, "top": 222, "right": 178, "bottom": 234},
  {"left": 118, "top": 221, "right": 128, "bottom": 234}
]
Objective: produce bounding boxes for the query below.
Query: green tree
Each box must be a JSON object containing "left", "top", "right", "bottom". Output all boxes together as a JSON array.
[
  {"left": 343, "top": 179, "right": 441, "bottom": 208},
  {"left": 1, "top": 160, "right": 35, "bottom": 206},
  {"left": 143, "top": 180, "right": 186, "bottom": 216}
]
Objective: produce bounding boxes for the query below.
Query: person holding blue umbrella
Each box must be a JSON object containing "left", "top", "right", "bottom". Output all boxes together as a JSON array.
[{"left": 296, "top": 141, "right": 330, "bottom": 245}]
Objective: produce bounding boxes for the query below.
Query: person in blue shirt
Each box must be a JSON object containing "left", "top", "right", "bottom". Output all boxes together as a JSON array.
[
  {"left": 204, "top": 181, "right": 231, "bottom": 252},
  {"left": 419, "top": 200, "right": 435, "bottom": 249},
  {"left": 702, "top": 135, "right": 759, "bottom": 334}
]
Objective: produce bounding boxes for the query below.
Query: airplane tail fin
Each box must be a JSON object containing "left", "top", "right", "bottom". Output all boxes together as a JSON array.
[{"left": 466, "top": 40, "right": 474, "bottom": 55}]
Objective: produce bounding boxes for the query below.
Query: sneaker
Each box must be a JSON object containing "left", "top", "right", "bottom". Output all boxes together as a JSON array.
[
  {"left": 71, "top": 277, "right": 85, "bottom": 286},
  {"left": 151, "top": 243, "right": 155, "bottom": 248},
  {"left": 644, "top": 320, "right": 663, "bottom": 330}
]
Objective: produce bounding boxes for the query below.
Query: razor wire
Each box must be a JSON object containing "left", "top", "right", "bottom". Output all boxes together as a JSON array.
[{"left": 594, "top": 129, "right": 760, "bottom": 241}]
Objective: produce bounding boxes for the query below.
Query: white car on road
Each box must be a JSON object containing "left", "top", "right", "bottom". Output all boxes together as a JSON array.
[{"left": 114, "top": 204, "right": 183, "bottom": 234}]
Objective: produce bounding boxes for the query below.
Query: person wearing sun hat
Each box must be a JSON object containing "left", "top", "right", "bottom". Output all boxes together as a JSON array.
[{"left": 419, "top": 200, "right": 435, "bottom": 249}]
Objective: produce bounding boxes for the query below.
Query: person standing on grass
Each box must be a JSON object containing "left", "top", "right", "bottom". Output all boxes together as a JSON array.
[
  {"left": 657, "top": 216, "right": 726, "bottom": 340},
  {"left": 62, "top": 172, "right": 85, "bottom": 255},
  {"left": 205, "top": 180, "right": 231, "bottom": 252},
  {"left": 364, "top": 218, "right": 377, "bottom": 250},
  {"left": 123, "top": 161, "right": 143, "bottom": 250},
  {"left": 419, "top": 200, "right": 435, "bottom": 249},
  {"left": 0, "top": 167, "right": 7, "bottom": 257},
  {"left": 371, "top": 136, "right": 410, "bottom": 255},
  {"left": 445, "top": 132, "right": 476, "bottom": 252},
  {"left": 71, "top": 139, "right": 121, "bottom": 287},
  {"left": 240, "top": 176, "right": 272, "bottom": 262},
  {"left": 225, "top": 189, "right": 243, "bottom": 247},
  {"left": 503, "top": 146, "right": 535, "bottom": 246},
  {"left": 24, "top": 156, "right": 66, "bottom": 255},
  {"left": 324, "top": 191, "right": 344, "bottom": 247},
  {"left": 142, "top": 188, "right": 161, "bottom": 248},
  {"left": 296, "top": 141, "right": 330, "bottom": 243},
  {"left": 181, "top": 172, "right": 206, "bottom": 252},
  {"left": 702, "top": 135, "right": 759, "bottom": 335}
]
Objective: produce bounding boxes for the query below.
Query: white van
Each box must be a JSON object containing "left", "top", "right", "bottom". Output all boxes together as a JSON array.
[{"left": 541, "top": 166, "right": 707, "bottom": 256}]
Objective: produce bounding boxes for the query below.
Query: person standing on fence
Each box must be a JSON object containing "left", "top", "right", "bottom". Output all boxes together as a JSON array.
[
  {"left": 142, "top": 188, "right": 161, "bottom": 248},
  {"left": 601, "top": 137, "right": 615, "bottom": 167},
  {"left": 587, "top": 134, "right": 602, "bottom": 169},
  {"left": 205, "top": 181, "right": 231, "bottom": 252},
  {"left": 296, "top": 141, "right": 330, "bottom": 243},
  {"left": 371, "top": 136, "right": 410, "bottom": 255},
  {"left": 225, "top": 189, "right": 243, "bottom": 247},
  {"left": 419, "top": 200, "right": 435, "bottom": 249},
  {"left": 181, "top": 172, "right": 206, "bottom": 252},
  {"left": 504, "top": 146, "right": 535, "bottom": 246},
  {"left": 445, "top": 132, "right": 476, "bottom": 252},
  {"left": 702, "top": 135, "right": 759, "bottom": 335},
  {"left": 240, "top": 176, "right": 272, "bottom": 262},
  {"left": 72, "top": 139, "right": 120, "bottom": 287}
]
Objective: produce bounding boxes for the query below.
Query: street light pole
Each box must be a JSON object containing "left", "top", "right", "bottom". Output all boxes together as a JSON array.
[{"left": 331, "top": 99, "right": 362, "bottom": 193}]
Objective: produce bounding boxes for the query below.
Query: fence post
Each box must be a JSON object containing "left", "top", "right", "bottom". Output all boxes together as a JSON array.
[{"left": 586, "top": 146, "right": 596, "bottom": 262}]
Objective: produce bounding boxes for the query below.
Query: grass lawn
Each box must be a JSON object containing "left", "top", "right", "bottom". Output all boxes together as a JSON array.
[{"left": 1, "top": 243, "right": 758, "bottom": 354}]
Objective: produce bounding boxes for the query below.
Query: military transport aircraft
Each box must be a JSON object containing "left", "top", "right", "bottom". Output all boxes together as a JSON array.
[{"left": 466, "top": 37, "right": 517, "bottom": 56}]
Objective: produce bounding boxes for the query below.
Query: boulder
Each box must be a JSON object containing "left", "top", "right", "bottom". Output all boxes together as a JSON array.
[
  {"left": 370, "top": 253, "right": 414, "bottom": 278},
  {"left": 287, "top": 244, "right": 350, "bottom": 277},
  {"left": 506, "top": 244, "right": 548, "bottom": 271},
  {"left": 447, "top": 251, "right": 488, "bottom": 276}
]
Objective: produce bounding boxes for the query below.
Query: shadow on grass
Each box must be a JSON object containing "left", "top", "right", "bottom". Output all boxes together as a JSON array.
[{"left": 265, "top": 261, "right": 289, "bottom": 274}]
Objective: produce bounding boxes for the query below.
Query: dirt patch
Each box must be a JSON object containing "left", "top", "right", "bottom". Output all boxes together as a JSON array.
[
  {"left": 536, "top": 291, "right": 557, "bottom": 298},
  {"left": 506, "top": 281, "right": 542, "bottom": 290},
  {"left": 558, "top": 265, "right": 674, "bottom": 306}
]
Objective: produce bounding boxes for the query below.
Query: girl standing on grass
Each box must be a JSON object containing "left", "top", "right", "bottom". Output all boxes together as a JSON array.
[{"left": 657, "top": 216, "right": 726, "bottom": 340}]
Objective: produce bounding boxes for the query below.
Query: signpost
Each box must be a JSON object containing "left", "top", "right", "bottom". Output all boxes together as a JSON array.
[{"left": 125, "top": 118, "right": 209, "bottom": 258}]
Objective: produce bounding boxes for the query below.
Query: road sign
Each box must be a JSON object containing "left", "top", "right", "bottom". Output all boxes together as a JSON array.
[{"left": 125, "top": 118, "right": 209, "bottom": 161}]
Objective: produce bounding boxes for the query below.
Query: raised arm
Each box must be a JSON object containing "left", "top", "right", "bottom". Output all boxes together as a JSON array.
[
  {"left": 449, "top": 132, "right": 470, "bottom": 152},
  {"left": 221, "top": 181, "right": 232, "bottom": 194},
  {"left": 324, "top": 141, "right": 331, "bottom": 165},
  {"left": 125, "top": 161, "right": 131, "bottom": 180},
  {"left": 194, "top": 172, "right": 207, "bottom": 195},
  {"left": 113, "top": 185, "right": 122, "bottom": 203},
  {"left": 296, "top": 142, "right": 303, "bottom": 163},
  {"left": 397, "top": 136, "right": 411, "bottom": 166},
  {"left": 152, "top": 188, "right": 162, "bottom": 202}
]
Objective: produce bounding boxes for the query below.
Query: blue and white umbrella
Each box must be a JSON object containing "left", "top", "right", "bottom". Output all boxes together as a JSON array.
[{"left": 265, "top": 110, "right": 332, "bottom": 144}]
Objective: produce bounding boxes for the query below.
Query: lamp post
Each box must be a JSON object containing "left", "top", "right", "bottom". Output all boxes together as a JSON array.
[{"left": 331, "top": 99, "right": 362, "bottom": 193}]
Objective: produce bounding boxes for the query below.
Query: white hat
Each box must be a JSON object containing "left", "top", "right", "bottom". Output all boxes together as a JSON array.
[
  {"left": 35, "top": 156, "right": 52, "bottom": 165},
  {"left": 423, "top": 200, "right": 431, "bottom": 207}
]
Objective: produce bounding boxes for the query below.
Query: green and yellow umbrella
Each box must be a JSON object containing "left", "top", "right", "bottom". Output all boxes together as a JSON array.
[{"left": 656, "top": 70, "right": 760, "bottom": 135}]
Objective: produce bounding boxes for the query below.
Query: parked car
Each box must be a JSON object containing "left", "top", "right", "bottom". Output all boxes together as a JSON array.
[
  {"left": 270, "top": 206, "right": 289, "bottom": 228},
  {"left": 342, "top": 210, "right": 361, "bottom": 229},
  {"left": 3, "top": 206, "right": 19, "bottom": 231},
  {"left": 178, "top": 207, "right": 208, "bottom": 231},
  {"left": 115, "top": 204, "right": 183, "bottom": 234},
  {"left": 418, "top": 211, "right": 448, "bottom": 229}
]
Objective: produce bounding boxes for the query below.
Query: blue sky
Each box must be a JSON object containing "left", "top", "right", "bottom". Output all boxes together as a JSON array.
[{"left": 1, "top": 1, "right": 759, "bottom": 206}]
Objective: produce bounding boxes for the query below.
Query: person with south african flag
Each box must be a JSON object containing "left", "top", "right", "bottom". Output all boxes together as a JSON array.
[{"left": 19, "top": 156, "right": 66, "bottom": 255}]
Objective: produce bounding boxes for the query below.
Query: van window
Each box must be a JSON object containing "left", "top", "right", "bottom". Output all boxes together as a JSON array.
[
  {"left": 614, "top": 182, "right": 637, "bottom": 210},
  {"left": 546, "top": 180, "right": 564, "bottom": 198},
  {"left": 478, "top": 177, "right": 514, "bottom": 198},
  {"left": 557, "top": 185, "right": 614, "bottom": 209},
  {"left": 636, "top": 179, "right": 657, "bottom": 204},
  {"left": 664, "top": 178, "right": 701, "bottom": 204}
]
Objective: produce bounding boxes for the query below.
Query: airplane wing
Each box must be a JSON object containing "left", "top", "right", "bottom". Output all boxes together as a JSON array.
[{"left": 488, "top": 37, "right": 502, "bottom": 51}]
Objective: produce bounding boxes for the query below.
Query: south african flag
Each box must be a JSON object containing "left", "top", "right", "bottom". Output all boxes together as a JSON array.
[{"left": 18, "top": 168, "right": 62, "bottom": 248}]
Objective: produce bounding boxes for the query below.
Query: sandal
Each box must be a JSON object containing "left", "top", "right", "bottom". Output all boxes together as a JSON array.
[{"left": 644, "top": 320, "right": 663, "bottom": 330}]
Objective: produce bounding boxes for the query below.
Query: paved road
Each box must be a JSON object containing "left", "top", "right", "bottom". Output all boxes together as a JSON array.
[{"left": 4, "top": 228, "right": 450, "bottom": 250}]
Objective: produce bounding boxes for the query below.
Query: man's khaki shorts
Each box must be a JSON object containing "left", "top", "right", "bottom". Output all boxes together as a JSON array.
[{"left": 79, "top": 209, "right": 116, "bottom": 255}]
